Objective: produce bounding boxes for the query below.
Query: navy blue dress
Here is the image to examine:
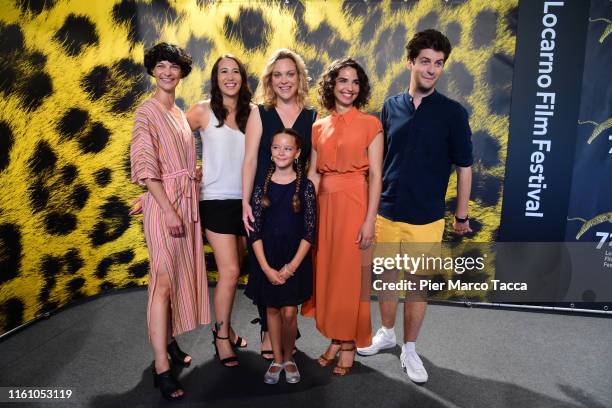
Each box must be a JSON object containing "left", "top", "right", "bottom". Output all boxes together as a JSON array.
[
  {"left": 254, "top": 105, "right": 317, "bottom": 186},
  {"left": 245, "top": 178, "right": 316, "bottom": 307}
]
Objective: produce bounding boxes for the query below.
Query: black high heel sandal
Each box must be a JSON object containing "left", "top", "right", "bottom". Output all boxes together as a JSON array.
[
  {"left": 212, "top": 329, "right": 239, "bottom": 367},
  {"left": 152, "top": 365, "right": 184, "bottom": 401},
  {"left": 167, "top": 339, "right": 191, "bottom": 367},
  {"left": 231, "top": 334, "right": 247, "bottom": 348}
]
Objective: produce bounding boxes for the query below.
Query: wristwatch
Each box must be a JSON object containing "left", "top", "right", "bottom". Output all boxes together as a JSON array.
[{"left": 454, "top": 214, "right": 469, "bottom": 223}]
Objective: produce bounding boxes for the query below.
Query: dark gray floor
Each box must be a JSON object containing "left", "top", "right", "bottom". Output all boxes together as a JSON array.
[{"left": 1, "top": 287, "right": 611, "bottom": 408}]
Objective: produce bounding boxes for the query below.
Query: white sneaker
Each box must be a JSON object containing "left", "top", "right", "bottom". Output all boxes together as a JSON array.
[
  {"left": 356, "top": 327, "right": 396, "bottom": 356},
  {"left": 400, "top": 346, "right": 428, "bottom": 383}
]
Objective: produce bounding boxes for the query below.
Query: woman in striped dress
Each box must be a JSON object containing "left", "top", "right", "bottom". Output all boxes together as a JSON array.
[{"left": 130, "top": 43, "right": 210, "bottom": 401}]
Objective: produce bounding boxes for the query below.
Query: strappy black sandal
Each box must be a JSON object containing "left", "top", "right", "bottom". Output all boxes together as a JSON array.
[
  {"left": 167, "top": 339, "right": 191, "bottom": 367},
  {"left": 152, "top": 365, "right": 184, "bottom": 401},
  {"left": 230, "top": 328, "right": 247, "bottom": 348},
  {"left": 212, "top": 329, "right": 239, "bottom": 367}
]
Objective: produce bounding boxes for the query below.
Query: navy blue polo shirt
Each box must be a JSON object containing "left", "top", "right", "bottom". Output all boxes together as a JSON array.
[{"left": 378, "top": 90, "right": 473, "bottom": 225}]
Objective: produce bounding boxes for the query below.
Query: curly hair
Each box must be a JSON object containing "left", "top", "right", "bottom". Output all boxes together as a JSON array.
[
  {"left": 144, "top": 42, "right": 193, "bottom": 78},
  {"left": 406, "top": 29, "right": 452, "bottom": 62},
  {"left": 210, "top": 54, "right": 252, "bottom": 133},
  {"left": 261, "top": 128, "right": 303, "bottom": 213},
  {"left": 254, "top": 49, "right": 310, "bottom": 109},
  {"left": 318, "top": 57, "right": 371, "bottom": 112}
]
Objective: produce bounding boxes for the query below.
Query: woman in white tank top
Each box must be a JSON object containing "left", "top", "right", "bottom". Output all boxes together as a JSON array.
[{"left": 186, "top": 55, "right": 254, "bottom": 367}]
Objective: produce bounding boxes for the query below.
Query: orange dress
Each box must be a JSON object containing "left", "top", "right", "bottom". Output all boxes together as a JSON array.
[{"left": 302, "top": 107, "right": 382, "bottom": 347}]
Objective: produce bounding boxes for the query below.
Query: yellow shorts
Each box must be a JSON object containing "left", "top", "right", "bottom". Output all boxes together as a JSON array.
[
  {"left": 375, "top": 214, "right": 444, "bottom": 243},
  {"left": 374, "top": 215, "right": 444, "bottom": 277}
]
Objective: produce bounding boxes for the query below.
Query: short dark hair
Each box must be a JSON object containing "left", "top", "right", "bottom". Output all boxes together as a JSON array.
[
  {"left": 144, "top": 42, "right": 193, "bottom": 78},
  {"left": 406, "top": 29, "right": 452, "bottom": 62},
  {"left": 318, "top": 57, "right": 371, "bottom": 111}
]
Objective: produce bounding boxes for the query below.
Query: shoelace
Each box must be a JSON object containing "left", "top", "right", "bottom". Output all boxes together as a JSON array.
[{"left": 406, "top": 352, "right": 425, "bottom": 369}]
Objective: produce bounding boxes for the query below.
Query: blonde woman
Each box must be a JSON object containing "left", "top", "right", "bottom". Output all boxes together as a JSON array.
[{"left": 242, "top": 49, "right": 317, "bottom": 360}]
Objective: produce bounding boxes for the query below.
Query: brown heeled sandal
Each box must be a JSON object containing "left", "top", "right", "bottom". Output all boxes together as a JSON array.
[
  {"left": 318, "top": 339, "right": 342, "bottom": 367},
  {"left": 333, "top": 342, "right": 356, "bottom": 376}
]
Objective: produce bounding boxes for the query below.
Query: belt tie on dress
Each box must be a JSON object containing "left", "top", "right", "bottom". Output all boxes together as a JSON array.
[
  {"left": 319, "top": 172, "right": 366, "bottom": 194},
  {"left": 161, "top": 169, "right": 199, "bottom": 223}
]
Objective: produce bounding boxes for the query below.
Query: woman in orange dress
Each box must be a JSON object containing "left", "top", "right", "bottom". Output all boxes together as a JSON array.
[{"left": 303, "top": 58, "right": 383, "bottom": 376}]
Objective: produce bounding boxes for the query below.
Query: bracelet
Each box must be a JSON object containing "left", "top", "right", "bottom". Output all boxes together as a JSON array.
[
  {"left": 283, "top": 264, "right": 295, "bottom": 276},
  {"left": 454, "top": 214, "right": 469, "bottom": 223}
]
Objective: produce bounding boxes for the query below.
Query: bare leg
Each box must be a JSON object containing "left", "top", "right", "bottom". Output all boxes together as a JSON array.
[
  {"left": 206, "top": 229, "right": 240, "bottom": 366},
  {"left": 266, "top": 307, "right": 284, "bottom": 370},
  {"left": 379, "top": 299, "right": 399, "bottom": 329},
  {"left": 280, "top": 306, "right": 298, "bottom": 364},
  {"left": 167, "top": 316, "right": 191, "bottom": 365},
  {"left": 403, "top": 301, "right": 427, "bottom": 342},
  {"left": 149, "top": 268, "right": 183, "bottom": 397}
]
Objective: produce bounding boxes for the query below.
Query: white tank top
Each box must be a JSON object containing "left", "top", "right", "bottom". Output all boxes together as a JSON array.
[{"left": 199, "top": 110, "right": 245, "bottom": 200}]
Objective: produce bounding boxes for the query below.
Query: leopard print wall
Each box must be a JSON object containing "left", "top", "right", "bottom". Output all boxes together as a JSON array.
[{"left": 0, "top": 0, "right": 517, "bottom": 334}]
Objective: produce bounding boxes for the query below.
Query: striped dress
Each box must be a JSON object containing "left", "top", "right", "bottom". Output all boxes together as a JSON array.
[{"left": 130, "top": 97, "right": 210, "bottom": 337}]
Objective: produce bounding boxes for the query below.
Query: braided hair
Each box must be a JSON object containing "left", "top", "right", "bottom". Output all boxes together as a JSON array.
[{"left": 261, "top": 128, "right": 303, "bottom": 213}]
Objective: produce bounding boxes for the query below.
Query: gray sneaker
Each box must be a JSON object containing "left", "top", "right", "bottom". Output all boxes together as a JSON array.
[
  {"left": 357, "top": 327, "right": 396, "bottom": 356},
  {"left": 400, "top": 346, "right": 428, "bottom": 384}
]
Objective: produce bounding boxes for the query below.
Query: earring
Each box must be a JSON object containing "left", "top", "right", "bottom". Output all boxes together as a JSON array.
[{"left": 271, "top": 155, "right": 273, "bottom": 161}]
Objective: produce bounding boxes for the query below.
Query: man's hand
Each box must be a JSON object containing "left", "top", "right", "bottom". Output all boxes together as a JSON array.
[{"left": 452, "top": 217, "right": 473, "bottom": 236}]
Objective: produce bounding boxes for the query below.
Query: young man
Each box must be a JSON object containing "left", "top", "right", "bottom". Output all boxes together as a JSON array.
[{"left": 357, "top": 29, "right": 473, "bottom": 384}]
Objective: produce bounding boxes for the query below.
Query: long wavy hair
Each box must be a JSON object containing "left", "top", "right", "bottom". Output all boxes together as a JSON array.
[
  {"left": 254, "top": 49, "right": 309, "bottom": 110},
  {"left": 261, "top": 128, "right": 304, "bottom": 213},
  {"left": 210, "top": 54, "right": 252, "bottom": 133}
]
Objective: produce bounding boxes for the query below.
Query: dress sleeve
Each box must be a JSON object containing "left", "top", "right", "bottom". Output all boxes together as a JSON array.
[
  {"left": 302, "top": 179, "right": 316, "bottom": 244},
  {"left": 311, "top": 122, "right": 320, "bottom": 152},
  {"left": 366, "top": 115, "right": 384, "bottom": 147},
  {"left": 249, "top": 184, "right": 265, "bottom": 243},
  {"left": 130, "top": 106, "right": 161, "bottom": 186}
]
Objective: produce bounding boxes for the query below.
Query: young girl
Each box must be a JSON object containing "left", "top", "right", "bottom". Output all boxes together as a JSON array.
[{"left": 245, "top": 128, "right": 316, "bottom": 384}]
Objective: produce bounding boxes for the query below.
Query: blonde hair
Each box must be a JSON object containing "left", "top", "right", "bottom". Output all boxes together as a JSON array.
[{"left": 254, "top": 49, "right": 310, "bottom": 109}]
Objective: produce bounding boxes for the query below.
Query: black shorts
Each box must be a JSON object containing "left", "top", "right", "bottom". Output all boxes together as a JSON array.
[{"left": 199, "top": 199, "right": 246, "bottom": 236}]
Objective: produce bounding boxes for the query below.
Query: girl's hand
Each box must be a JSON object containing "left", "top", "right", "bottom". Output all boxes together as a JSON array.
[
  {"left": 242, "top": 201, "right": 255, "bottom": 235},
  {"left": 279, "top": 264, "right": 295, "bottom": 281},
  {"left": 164, "top": 208, "right": 184, "bottom": 237},
  {"left": 264, "top": 267, "right": 285, "bottom": 285},
  {"left": 356, "top": 218, "right": 376, "bottom": 250},
  {"left": 128, "top": 194, "right": 144, "bottom": 215},
  {"left": 195, "top": 165, "right": 203, "bottom": 183}
]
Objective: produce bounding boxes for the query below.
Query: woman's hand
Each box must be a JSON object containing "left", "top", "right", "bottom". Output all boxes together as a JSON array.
[
  {"left": 242, "top": 200, "right": 255, "bottom": 235},
  {"left": 128, "top": 194, "right": 144, "bottom": 215},
  {"left": 164, "top": 208, "right": 184, "bottom": 237},
  {"left": 264, "top": 267, "right": 285, "bottom": 285},
  {"left": 195, "top": 165, "right": 202, "bottom": 183},
  {"left": 356, "top": 218, "right": 376, "bottom": 250}
]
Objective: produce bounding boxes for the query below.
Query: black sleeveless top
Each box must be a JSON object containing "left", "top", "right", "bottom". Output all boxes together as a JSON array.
[{"left": 254, "top": 104, "right": 317, "bottom": 186}]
